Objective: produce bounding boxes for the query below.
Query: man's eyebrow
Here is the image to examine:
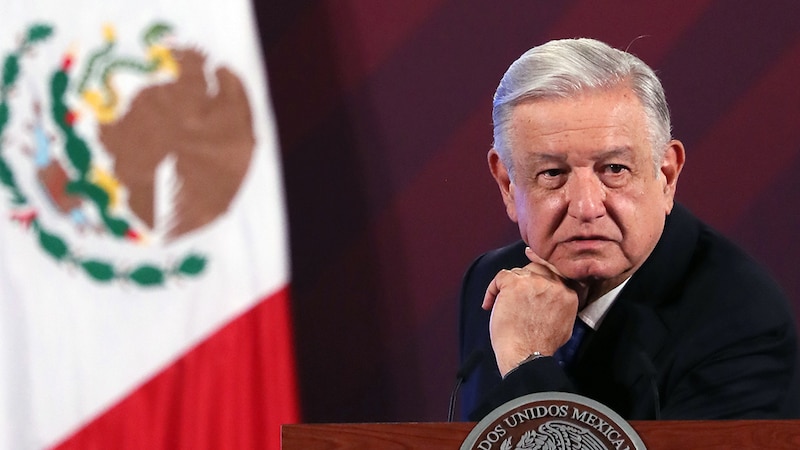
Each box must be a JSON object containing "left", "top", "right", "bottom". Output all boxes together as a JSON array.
[
  {"left": 520, "top": 153, "right": 566, "bottom": 165},
  {"left": 597, "top": 146, "right": 635, "bottom": 159}
]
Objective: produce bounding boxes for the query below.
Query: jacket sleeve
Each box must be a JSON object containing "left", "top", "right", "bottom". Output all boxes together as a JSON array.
[
  {"left": 467, "top": 356, "right": 576, "bottom": 421},
  {"left": 458, "top": 241, "right": 580, "bottom": 421}
]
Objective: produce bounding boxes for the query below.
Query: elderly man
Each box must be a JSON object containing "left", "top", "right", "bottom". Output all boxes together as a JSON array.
[{"left": 459, "top": 38, "right": 800, "bottom": 421}]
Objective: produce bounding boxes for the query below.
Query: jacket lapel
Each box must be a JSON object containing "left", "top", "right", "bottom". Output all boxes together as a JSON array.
[{"left": 572, "top": 204, "right": 701, "bottom": 418}]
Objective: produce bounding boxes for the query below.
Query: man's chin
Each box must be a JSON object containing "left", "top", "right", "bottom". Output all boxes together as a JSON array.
[{"left": 556, "top": 260, "right": 627, "bottom": 284}]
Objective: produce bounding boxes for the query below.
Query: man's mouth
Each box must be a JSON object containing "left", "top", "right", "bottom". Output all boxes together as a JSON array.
[
  {"left": 560, "top": 235, "right": 615, "bottom": 250},
  {"left": 565, "top": 235, "right": 611, "bottom": 242}
]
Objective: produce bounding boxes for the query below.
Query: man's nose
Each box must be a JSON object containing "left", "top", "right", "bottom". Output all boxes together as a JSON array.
[{"left": 566, "top": 171, "right": 606, "bottom": 221}]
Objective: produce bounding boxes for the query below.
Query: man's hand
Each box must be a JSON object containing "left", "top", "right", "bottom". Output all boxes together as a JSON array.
[{"left": 483, "top": 247, "right": 584, "bottom": 377}]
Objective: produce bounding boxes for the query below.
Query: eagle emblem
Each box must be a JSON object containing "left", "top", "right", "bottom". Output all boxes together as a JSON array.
[
  {"left": 1, "top": 23, "right": 256, "bottom": 286},
  {"left": 501, "top": 420, "right": 607, "bottom": 450}
]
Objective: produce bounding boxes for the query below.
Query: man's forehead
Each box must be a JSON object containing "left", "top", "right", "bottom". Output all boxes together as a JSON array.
[{"left": 517, "top": 146, "right": 637, "bottom": 164}]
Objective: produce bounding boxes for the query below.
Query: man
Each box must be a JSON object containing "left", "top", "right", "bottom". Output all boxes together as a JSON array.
[{"left": 459, "top": 38, "right": 800, "bottom": 421}]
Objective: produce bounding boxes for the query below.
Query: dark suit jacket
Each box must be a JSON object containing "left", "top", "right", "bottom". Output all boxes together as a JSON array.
[{"left": 459, "top": 204, "right": 800, "bottom": 421}]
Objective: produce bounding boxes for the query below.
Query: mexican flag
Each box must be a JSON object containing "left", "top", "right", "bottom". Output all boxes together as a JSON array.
[{"left": 0, "top": 0, "right": 299, "bottom": 448}]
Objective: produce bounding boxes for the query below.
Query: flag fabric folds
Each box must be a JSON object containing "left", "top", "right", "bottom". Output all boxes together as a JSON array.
[{"left": 0, "top": 1, "right": 299, "bottom": 448}]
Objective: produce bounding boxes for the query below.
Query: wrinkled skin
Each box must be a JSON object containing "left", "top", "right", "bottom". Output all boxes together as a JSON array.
[{"left": 485, "top": 86, "right": 685, "bottom": 376}]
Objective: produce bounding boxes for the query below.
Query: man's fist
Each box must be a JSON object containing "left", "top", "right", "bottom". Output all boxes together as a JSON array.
[{"left": 483, "top": 247, "right": 582, "bottom": 376}]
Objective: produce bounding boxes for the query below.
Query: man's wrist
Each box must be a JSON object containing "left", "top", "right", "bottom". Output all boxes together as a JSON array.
[{"left": 503, "top": 351, "right": 547, "bottom": 379}]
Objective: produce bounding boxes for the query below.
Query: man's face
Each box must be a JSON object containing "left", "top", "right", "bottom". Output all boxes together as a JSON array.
[{"left": 490, "top": 86, "right": 684, "bottom": 296}]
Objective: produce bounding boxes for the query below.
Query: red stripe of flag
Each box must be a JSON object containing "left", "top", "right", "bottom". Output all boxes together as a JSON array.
[{"left": 52, "top": 287, "right": 299, "bottom": 450}]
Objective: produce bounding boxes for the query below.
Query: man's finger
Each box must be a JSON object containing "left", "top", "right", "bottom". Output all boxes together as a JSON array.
[
  {"left": 525, "top": 247, "right": 567, "bottom": 278},
  {"left": 525, "top": 246, "right": 589, "bottom": 305},
  {"left": 482, "top": 269, "right": 509, "bottom": 310},
  {"left": 482, "top": 280, "right": 497, "bottom": 311}
]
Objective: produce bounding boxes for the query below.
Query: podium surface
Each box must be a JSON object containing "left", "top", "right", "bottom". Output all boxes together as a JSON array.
[{"left": 282, "top": 420, "right": 800, "bottom": 449}]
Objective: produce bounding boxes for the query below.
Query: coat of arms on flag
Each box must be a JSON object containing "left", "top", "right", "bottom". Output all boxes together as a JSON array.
[
  {"left": 2, "top": 22, "right": 263, "bottom": 286},
  {"left": 0, "top": 5, "right": 298, "bottom": 449}
]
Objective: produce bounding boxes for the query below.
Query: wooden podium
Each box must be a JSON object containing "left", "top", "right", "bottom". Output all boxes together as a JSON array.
[{"left": 282, "top": 420, "right": 800, "bottom": 449}]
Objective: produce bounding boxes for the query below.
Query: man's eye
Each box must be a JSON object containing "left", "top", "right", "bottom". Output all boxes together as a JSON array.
[
  {"left": 539, "top": 169, "right": 563, "bottom": 177},
  {"left": 535, "top": 168, "right": 567, "bottom": 188},
  {"left": 601, "top": 164, "right": 631, "bottom": 187},
  {"left": 606, "top": 164, "right": 628, "bottom": 174}
]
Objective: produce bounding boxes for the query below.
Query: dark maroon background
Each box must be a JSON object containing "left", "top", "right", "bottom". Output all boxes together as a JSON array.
[{"left": 254, "top": 1, "right": 800, "bottom": 423}]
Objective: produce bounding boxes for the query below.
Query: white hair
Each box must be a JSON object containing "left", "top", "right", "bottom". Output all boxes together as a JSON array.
[{"left": 492, "top": 38, "right": 672, "bottom": 179}]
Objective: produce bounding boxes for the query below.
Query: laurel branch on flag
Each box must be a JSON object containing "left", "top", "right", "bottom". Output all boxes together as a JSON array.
[{"left": 0, "top": 23, "right": 207, "bottom": 287}]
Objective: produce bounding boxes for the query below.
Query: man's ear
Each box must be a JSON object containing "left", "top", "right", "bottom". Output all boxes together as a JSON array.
[
  {"left": 660, "top": 139, "right": 686, "bottom": 213},
  {"left": 488, "top": 148, "right": 518, "bottom": 223}
]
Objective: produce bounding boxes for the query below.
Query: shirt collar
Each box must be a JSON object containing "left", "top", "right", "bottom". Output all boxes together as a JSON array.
[{"left": 578, "top": 278, "right": 630, "bottom": 330}]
